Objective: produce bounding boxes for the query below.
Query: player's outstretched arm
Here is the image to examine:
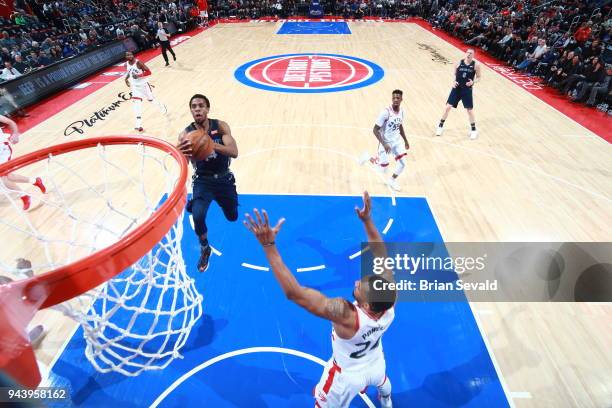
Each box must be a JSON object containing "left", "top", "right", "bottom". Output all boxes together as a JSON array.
[
  {"left": 356, "top": 191, "right": 394, "bottom": 284},
  {"left": 244, "top": 209, "right": 354, "bottom": 325},
  {"left": 215, "top": 121, "right": 238, "bottom": 158}
]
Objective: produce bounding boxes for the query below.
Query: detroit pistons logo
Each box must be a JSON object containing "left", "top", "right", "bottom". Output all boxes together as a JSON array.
[{"left": 234, "top": 53, "right": 384, "bottom": 93}]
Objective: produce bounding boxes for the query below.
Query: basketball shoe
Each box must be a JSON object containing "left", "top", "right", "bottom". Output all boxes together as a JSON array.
[
  {"left": 435, "top": 125, "right": 444, "bottom": 136},
  {"left": 198, "top": 245, "right": 212, "bottom": 272},
  {"left": 469, "top": 130, "right": 478, "bottom": 140}
]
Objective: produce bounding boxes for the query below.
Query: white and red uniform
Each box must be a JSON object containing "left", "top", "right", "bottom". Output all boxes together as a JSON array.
[
  {"left": 374, "top": 106, "right": 406, "bottom": 166},
  {"left": 126, "top": 60, "right": 153, "bottom": 101},
  {"left": 314, "top": 302, "right": 395, "bottom": 407},
  {"left": 0, "top": 132, "right": 13, "bottom": 164}
]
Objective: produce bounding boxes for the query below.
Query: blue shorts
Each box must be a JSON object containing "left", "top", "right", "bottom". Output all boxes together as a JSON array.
[{"left": 447, "top": 87, "right": 473, "bottom": 109}]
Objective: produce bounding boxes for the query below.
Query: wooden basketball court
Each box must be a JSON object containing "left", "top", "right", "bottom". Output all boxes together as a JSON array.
[{"left": 2, "top": 21, "right": 610, "bottom": 407}]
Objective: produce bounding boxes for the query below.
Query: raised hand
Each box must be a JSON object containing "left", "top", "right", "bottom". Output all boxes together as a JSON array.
[
  {"left": 355, "top": 191, "right": 372, "bottom": 221},
  {"left": 244, "top": 208, "right": 285, "bottom": 246}
]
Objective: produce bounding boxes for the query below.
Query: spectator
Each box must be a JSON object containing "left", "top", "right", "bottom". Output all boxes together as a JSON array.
[
  {"left": 558, "top": 54, "right": 584, "bottom": 92},
  {"left": 516, "top": 38, "right": 547, "bottom": 73},
  {"left": 571, "top": 57, "right": 605, "bottom": 101},
  {"left": 12, "top": 55, "right": 29, "bottom": 73},
  {"left": 574, "top": 21, "right": 592, "bottom": 45},
  {"left": 585, "top": 65, "right": 612, "bottom": 106},
  {"left": 0, "top": 62, "right": 22, "bottom": 82}
]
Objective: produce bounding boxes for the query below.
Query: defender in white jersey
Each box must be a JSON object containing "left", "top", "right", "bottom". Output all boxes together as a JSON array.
[
  {"left": 124, "top": 51, "right": 167, "bottom": 132},
  {"left": 244, "top": 192, "right": 397, "bottom": 408},
  {"left": 0, "top": 115, "right": 46, "bottom": 210},
  {"left": 367, "top": 90, "right": 409, "bottom": 192}
]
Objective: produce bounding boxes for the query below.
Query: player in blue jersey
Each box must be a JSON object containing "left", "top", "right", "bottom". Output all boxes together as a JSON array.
[
  {"left": 177, "top": 94, "right": 239, "bottom": 272},
  {"left": 435, "top": 49, "right": 482, "bottom": 140}
]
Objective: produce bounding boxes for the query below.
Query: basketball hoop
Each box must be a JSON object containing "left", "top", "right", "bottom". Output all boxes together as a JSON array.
[{"left": 0, "top": 136, "right": 202, "bottom": 388}]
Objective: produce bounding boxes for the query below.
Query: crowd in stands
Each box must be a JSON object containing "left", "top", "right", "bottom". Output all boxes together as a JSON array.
[
  {"left": 429, "top": 0, "right": 611, "bottom": 108},
  {"left": 0, "top": 0, "right": 202, "bottom": 82},
  {"left": 0, "top": 0, "right": 610, "bottom": 110},
  {"left": 205, "top": 0, "right": 611, "bottom": 110}
]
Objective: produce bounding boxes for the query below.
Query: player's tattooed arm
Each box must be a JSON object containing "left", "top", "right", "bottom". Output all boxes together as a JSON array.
[
  {"left": 244, "top": 209, "right": 355, "bottom": 326},
  {"left": 325, "top": 297, "right": 351, "bottom": 320}
]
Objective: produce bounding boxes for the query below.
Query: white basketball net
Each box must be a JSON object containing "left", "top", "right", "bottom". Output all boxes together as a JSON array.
[{"left": 0, "top": 142, "right": 202, "bottom": 376}]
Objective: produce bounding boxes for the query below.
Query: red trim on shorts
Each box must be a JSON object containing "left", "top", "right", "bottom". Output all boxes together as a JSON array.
[
  {"left": 131, "top": 97, "right": 143, "bottom": 101},
  {"left": 378, "top": 375, "right": 388, "bottom": 387},
  {"left": 315, "top": 402, "right": 322, "bottom": 408},
  {"left": 2, "top": 142, "right": 13, "bottom": 162},
  {"left": 380, "top": 163, "right": 389, "bottom": 167},
  {"left": 360, "top": 386, "right": 368, "bottom": 394},
  {"left": 322, "top": 361, "right": 342, "bottom": 394},
  {"left": 395, "top": 153, "right": 407, "bottom": 161}
]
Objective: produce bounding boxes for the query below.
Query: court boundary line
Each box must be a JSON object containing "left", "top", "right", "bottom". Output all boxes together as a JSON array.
[
  {"left": 425, "top": 210, "right": 516, "bottom": 407},
  {"left": 149, "top": 346, "right": 376, "bottom": 408},
  {"left": 235, "top": 134, "right": 519, "bottom": 403}
]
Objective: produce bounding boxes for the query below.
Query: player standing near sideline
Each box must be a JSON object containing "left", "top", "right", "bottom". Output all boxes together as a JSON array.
[
  {"left": 367, "top": 89, "right": 409, "bottom": 192},
  {"left": 177, "top": 94, "right": 239, "bottom": 272},
  {"left": 435, "top": 48, "right": 481, "bottom": 140},
  {"left": 124, "top": 51, "right": 167, "bottom": 133},
  {"left": 244, "top": 192, "right": 396, "bottom": 408},
  {"left": 0, "top": 115, "right": 45, "bottom": 210}
]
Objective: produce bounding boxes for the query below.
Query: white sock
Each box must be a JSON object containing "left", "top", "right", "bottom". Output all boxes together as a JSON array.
[
  {"left": 378, "top": 375, "right": 392, "bottom": 398},
  {"left": 132, "top": 100, "right": 142, "bottom": 128},
  {"left": 393, "top": 158, "right": 406, "bottom": 177}
]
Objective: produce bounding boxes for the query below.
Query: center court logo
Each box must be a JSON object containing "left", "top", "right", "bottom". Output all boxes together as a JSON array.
[{"left": 234, "top": 53, "right": 384, "bottom": 93}]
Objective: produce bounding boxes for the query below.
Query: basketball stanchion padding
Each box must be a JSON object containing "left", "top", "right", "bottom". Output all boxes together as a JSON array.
[{"left": 0, "top": 136, "right": 202, "bottom": 387}]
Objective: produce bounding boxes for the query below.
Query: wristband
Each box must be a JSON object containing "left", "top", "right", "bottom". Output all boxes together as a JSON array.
[{"left": 263, "top": 241, "right": 275, "bottom": 247}]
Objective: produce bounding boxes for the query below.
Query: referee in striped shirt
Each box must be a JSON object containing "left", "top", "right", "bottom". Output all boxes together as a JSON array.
[{"left": 156, "top": 22, "right": 176, "bottom": 66}]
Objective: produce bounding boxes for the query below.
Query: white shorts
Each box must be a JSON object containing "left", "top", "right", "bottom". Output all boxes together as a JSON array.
[
  {"left": 0, "top": 142, "right": 12, "bottom": 165},
  {"left": 314, "top": 358, "right": 387, "bottom": 407},
  {"left": 375, "top": 138, "right": 406, "bottom": 166},
  {"left": 130, "top": 82, "right": 154, "bottom": 101}
]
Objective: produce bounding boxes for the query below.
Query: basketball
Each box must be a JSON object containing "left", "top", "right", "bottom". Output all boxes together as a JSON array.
[{"left": 183, "top": 128, "right": 214, "bottom": 161}]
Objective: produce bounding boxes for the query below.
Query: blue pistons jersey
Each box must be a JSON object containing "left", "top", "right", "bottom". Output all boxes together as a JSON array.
[
  {"left": 455, "top": 59, "right": 476, "bottom": 88},
  {"left": 185, "top": 119, "right": 231, "bottom": 175}
]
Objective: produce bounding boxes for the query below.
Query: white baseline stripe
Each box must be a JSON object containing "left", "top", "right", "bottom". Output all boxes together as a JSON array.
[
  {"left": 382, "top": 218, "right": 394, "bottom": 235},
  {"left": 149, "top": 346, "right": 375, "bottom": 408},
  {"left": 349, "top": 246, "right": 369, "bottom": 260},
  {"left": 241, "top": 262, "right": 269, "bottom": 271},
  {"left": 296, "top": 264, "right": 325, "bottom": 272}
]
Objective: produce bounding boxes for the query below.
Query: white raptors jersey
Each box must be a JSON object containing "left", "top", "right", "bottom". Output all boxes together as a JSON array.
[
  {"left": 0, "top": 132, "right": 13, "bottom": 164},
  {"left": 375, "top": 106, "right": 404, "bottom": 144},
  {"left": 126, "top": 60, "right": 147, "bottom": 86},
  {"left": 331, "top": 302, "right": 395, "bottom": 371}
]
